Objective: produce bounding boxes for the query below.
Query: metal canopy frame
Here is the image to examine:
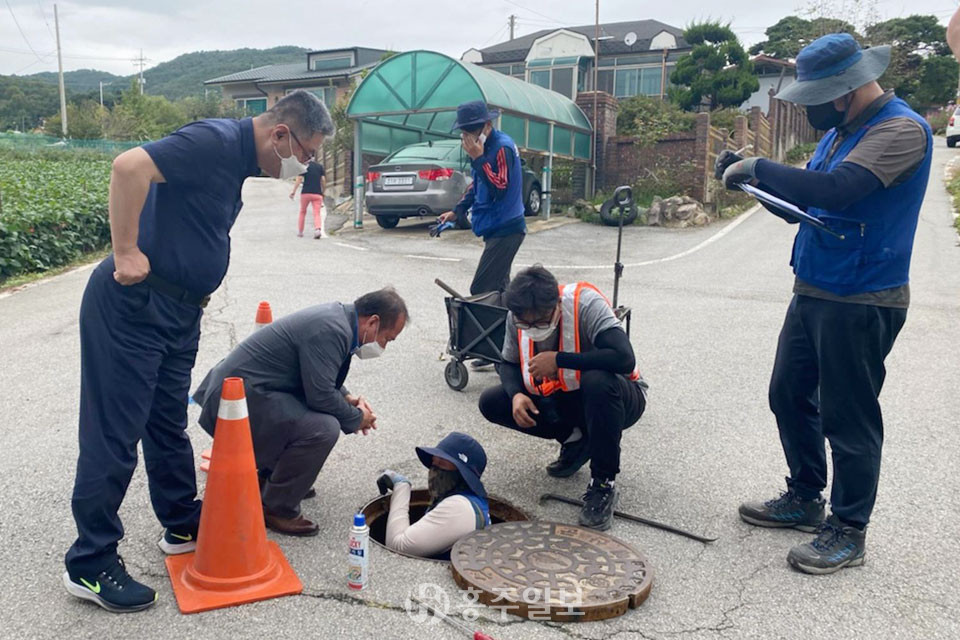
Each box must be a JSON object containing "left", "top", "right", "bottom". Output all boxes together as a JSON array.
[{"left": 346, "top": 50, "right": 593, "bottom": 227}]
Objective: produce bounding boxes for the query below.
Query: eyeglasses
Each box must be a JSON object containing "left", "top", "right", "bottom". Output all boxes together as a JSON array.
[
  {"left": 515, "top": 307, "right": 558, "bottom": 331},
  {"left": 287, "top": 127, "right": 317, "bottom": 162}
]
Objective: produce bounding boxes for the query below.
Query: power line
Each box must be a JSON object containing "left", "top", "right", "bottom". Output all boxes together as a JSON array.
[
  {"left": 5, "top": 0, "right": 48, "bottom": 63},
  {"left": 0, "top": 45, "right": 134, "bottom": 62},
  {"left": 501, "top": 0, "right": 561, "bottom": 25},
  {"left": 37, "top": 1, "right": 55, "bottom": 42}
]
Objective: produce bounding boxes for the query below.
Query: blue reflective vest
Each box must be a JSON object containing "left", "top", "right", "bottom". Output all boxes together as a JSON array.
[
  {"left": 790, "top": 97, "right": 932, "bottom": 296},
  {"left": 469, "top": 129, "right": 526, "bottom": 238}
]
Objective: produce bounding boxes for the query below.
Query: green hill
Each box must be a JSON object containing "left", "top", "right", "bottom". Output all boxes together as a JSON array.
[
  {"left": 21, "top": 45, "right": 310, "bottom": 101},
  {"left": 138, "top": 46, "right": 309, "bottom": 99},
  {"left": 26, "top": 69, "right": 125, "bottom": 94}
]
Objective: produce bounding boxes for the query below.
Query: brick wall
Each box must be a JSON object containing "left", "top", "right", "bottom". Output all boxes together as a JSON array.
[{"left": 602, "top": 131, "right": 699, "bottom": 195}]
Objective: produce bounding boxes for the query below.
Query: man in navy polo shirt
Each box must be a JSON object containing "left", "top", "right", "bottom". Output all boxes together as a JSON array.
[
  {"left": 62, "top": 91, "right": 334, "bottom": 612},
  {"left": 439, "top": 100, "right": 527, "bottom": 369},
  {"left": 716, "top": 34, "right": 931, "bottom": 575}
]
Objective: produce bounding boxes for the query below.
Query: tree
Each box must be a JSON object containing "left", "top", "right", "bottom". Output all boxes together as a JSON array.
[
  {"left": 865, "top": 15, "right": 958, "bottom": 109},
  {"left": 43, "top": 101, "right": 105, "bottom": 139},
  {"left": 750, "top": 16, "right": 859, "bottom": 59},
  {"left": 102, "top": 80, "right": 188, "bottom": 141},
  {"left": 670, "top": 22, "right": 760, "bottom": 111}
]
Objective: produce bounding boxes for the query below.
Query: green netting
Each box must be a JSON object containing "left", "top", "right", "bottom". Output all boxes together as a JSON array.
[
  {"left": 347, "top": 50, "right": 591, "bottom": 162},
  {"left": 0, "top": 132, "right": 140, "bottom": 155}
]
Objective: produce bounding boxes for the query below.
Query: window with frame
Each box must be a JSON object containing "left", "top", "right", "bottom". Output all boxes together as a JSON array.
[
  {"left": 312, "top": 55, "right": 353, "bottom": 71},
  {"left": 235, "top": 98, "right": 267, "bottom": 115}
]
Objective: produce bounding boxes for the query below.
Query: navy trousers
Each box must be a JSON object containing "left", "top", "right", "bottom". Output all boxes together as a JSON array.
[
  {"left": 65, "top": 257, "right": 203, "bottom": 575},
  {"left": 769, "top": 294, "right": 906, "bottom": 530}
]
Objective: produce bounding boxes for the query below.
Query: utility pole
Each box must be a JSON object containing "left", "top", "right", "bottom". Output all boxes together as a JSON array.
[
  {"left": 590, "top": 0, "right": 599, "bottom": 198},
  {"left": 54, "top": 4, "right": 67, "bottom": 137},
  {"left": 134, "top": 49, "right": 147, "bottom": 95},
  {"left": 509, "top": 14, "right": 516, "bottom": 40}
]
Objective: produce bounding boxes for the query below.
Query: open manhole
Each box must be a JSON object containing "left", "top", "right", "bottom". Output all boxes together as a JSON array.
[{"left": 360, "top": 489, "right": 530, "bottom": 562}]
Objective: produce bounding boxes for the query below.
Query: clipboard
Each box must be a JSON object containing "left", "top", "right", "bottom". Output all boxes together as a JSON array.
[{"left": 739, "top": 183, "right": 846, "bottom": 240}]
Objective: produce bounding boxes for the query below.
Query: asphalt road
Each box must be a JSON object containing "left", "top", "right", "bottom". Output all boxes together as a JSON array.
[{"left": 1, "top": 142, "right": 959, "bottom": 640}]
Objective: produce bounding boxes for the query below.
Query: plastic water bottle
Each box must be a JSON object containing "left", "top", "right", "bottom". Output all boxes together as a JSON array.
[{"left": 347, "top": 513, "right": 369, "bottom": 591}]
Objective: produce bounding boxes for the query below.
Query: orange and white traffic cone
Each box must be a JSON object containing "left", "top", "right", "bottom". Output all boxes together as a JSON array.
[
  {"left": 254, "top": 301, "right": 273, "bottom": 330},
  {"left": 166, "top": 377, "right": 302, "bottom": 613}
]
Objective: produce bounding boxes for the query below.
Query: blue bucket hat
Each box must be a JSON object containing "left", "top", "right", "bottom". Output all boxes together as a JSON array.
[
  {"left": 416, "top": 431, "right": 487, "bottom": 499},
  {"left": 776, "top": 33, "right": 890, "bottom": 106},
  {"left": 450, "top": 100, "right": 500, "bottom": 132}
]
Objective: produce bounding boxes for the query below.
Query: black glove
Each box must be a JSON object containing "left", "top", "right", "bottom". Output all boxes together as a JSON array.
[
  {"left": 721, "top": 157, "right": 760, "bottom": 190},
  {"left": 714, "top": 150, "right": 743, "bottom": 180}
]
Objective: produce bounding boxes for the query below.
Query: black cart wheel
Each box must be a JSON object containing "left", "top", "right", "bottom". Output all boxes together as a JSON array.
[{"left": 444, "top": 360, "right": 469, "bottom": 391}]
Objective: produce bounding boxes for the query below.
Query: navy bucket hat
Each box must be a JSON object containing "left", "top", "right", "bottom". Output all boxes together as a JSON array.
[
  {"left": 451, "top": 100, "right": 500, "bottom": 132},
  {"left": 776, "top": 33, "right": 890, "bottom": 106},
  {"left": 416, "top": 431, "right": 487, "bottom": 499}
]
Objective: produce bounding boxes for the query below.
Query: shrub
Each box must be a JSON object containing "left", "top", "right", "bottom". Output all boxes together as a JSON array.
[
  {"left": 785, "top": 142, "right": 818, "bottom": 165},
  {"left": 0, "top": 148, "right": 111, "bottom": 280},
  {"left": 616, "top": 96, "right": 696, "bottom": 146}
]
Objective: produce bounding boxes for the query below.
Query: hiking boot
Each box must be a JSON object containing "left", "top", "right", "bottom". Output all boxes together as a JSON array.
[
  {"left": 787, "top": 515, "right": 866, "bottom": 575},
  {"left": 157, "top": 528, "right": 197, "bottom": 555},
  {"left": 63, "top": 557, "right": 157, "bottom": 613},
  {"left": 578, "top": 479, "right": 618, "bottom": 531},
  {"left": 546, "top": 437, "right": 591, "bottom": 478},
  {"left": 739, "top": 490, "right": 825, "bottom": 532}
]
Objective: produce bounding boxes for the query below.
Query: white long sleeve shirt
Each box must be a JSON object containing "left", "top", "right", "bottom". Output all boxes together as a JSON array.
[{"left": 385, "top": 483, "right": 478, "bottom": 557}]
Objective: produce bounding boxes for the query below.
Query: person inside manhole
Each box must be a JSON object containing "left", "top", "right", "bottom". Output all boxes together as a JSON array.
[
  {"left": 478, "top": 265, "right": 648, "bottom": 531},
  {"left": 377, "top": 432, "right": 490, "bottom": 558}
]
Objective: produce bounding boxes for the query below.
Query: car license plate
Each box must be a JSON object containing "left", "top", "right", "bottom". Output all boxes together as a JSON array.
[{"left": 384, "top": 176, "right": 414, "bottom": 186}]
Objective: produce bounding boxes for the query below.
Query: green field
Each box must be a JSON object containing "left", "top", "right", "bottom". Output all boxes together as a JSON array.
[{"left": 0, "top": 149, "right": 112, "bottom": 282}]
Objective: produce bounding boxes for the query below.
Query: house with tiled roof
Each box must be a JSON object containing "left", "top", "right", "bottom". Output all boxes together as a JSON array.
[
  {"left": 204, "top": 47, "right": 390, "bottom": 115},
  {"left": 461, "top": 19, "right": 691, "bottom": 102}
]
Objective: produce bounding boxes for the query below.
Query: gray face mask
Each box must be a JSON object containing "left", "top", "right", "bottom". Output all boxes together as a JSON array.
[{"left": 428, "top": 468, "right": 463, "bottom": 502}]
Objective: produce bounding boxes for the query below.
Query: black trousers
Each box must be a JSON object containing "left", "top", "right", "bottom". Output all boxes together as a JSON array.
[
  {"left": 769, "top": 294, "right": 906, "bottom": 529},
  {"left": 478, "top": 370, "right": 646, "bottom": 479},
  {"left": 470, "top": 232, "right": 525, "bottom": 296},
  {"left": 66, "top": 257, "right": 202, "bottom": 576},
  {"left": 200, "top": 389, "right": 340, "bottom": 519}
]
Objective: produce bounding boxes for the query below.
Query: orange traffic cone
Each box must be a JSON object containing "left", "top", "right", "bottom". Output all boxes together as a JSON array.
[
  {"left": 166, "top": 377, "right": 302, "bottom": 613},
  {"left": 254, "top": 301, "right": 273, "bottom": 330}
]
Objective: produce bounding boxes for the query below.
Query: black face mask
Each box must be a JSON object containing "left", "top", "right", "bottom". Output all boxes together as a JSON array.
[{"left": 806, "top": 101, "right": 845, "bottom": 131}]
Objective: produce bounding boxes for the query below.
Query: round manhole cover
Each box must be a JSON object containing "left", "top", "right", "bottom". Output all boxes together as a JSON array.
[{"left": 450, "top": 521, "right": 653, "bottom": 622}]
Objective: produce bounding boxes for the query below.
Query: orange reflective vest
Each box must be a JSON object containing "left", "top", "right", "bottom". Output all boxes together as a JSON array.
[{"left": 519, "top": 282, "right": 640, "bottom": 397}]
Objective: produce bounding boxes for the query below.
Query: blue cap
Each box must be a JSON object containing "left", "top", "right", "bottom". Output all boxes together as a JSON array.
[
  {"left": 775, "top": 33, "right": 891, "bottom": 106},
  {"left": 415, "top": 431, "right": 488, "bottom": 499},
  {"left": 353, "top": 513, "right": 366, "bottom": 527},
  {"left": 450, "top": 100, "right": 500, "bottom": 132}
]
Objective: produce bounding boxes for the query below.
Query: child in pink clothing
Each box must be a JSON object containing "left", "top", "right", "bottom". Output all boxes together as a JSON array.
[{"left": 290, "top": 160, "right": 327, "bottom": 238}]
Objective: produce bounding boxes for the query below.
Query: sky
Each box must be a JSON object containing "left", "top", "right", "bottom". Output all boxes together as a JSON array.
[{"left": 2, "top": 0, "right": 959, "bottom": 77}]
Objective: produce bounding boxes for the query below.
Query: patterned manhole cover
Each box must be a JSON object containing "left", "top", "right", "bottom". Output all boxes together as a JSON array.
[{"left": 450, "top": 521, "right": 653, "bottom": 622}]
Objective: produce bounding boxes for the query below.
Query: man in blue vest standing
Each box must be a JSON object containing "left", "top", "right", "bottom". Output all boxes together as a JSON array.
[
  {"left": 716, "top": 34, "right": 932, "bottom": 575},
  {"left": 439, "top": 100, "right": 527, "bottom": 368}
]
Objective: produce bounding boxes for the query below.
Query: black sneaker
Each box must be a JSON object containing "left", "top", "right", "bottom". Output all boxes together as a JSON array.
[
  {"left": 63, "top": 557, "right": 157, "bottom": 613},
  {"left": 739, "top": 490, "right": 826, "bottom": 532},
  {"left": 787, "top": 515, "right": 866, "bottom": 575},
  {"left": 158, "top": 528, "right": 197, "bottom": 555},
  {"left": 578, "top": 480, "right": 618, "bottom": 531},
  {"left": 470, "top": 358, "right": 495, "bottom": 371},
  {"left": 546, "top": 437, "right": 591, "bottom": 478},
  {"left": 303, "top": 487, "right": 317, "bottom": 500}
]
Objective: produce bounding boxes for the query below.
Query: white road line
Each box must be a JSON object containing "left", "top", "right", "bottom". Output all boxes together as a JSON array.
[
  {"left": 403, "top": 254, "right": 462, "bottom": 262},
  {"left": 536, "top": 204, "right": 761, "bottom": 270},
  {"left": 334, "top": 242, "right": 368, "bottom": 251},
  {"left": 0, "top": 261, "right": 97, "bottom": 300}
]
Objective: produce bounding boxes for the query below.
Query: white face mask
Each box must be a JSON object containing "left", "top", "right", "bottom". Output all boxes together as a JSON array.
[
  {"left": 274, "top": 129, "right": 308, "bottom": 180},
  {"left": 522, "top": 310, "right": 559, "bottom": 342},
  {"left": 355, "top": 319, "right": 384, "bottom": 359}
]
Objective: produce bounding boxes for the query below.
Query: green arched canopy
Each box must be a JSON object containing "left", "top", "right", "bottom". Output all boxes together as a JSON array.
[{"left": 347, "top": 50, "right": 592, "bottom": 161}]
